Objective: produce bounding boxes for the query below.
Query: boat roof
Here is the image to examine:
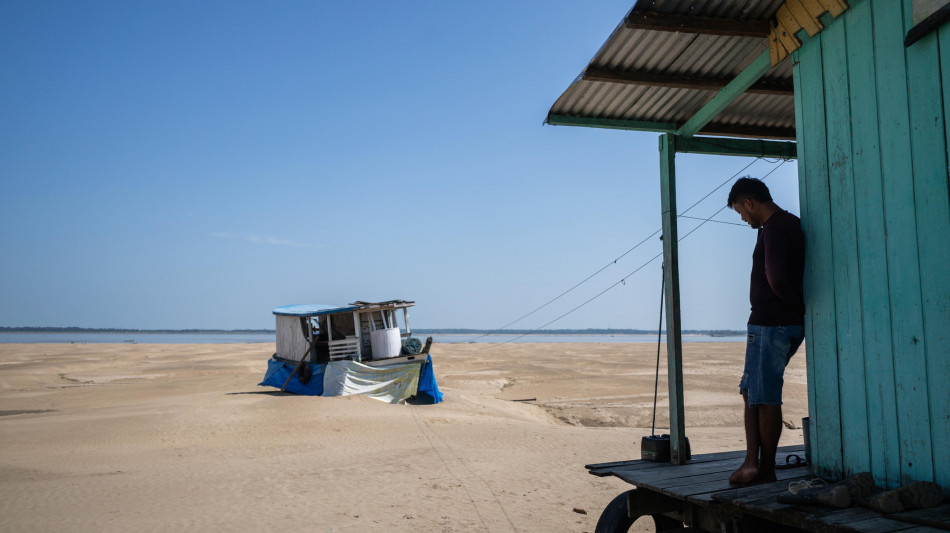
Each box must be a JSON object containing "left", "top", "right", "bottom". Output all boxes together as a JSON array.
[{"left": 273, "top": 300, "right": 414, "bottom": 317}]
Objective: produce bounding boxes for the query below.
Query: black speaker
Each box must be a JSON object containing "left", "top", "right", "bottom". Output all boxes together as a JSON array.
[{"left": 641, "top": 434, "right": 691, "bottom": 462}]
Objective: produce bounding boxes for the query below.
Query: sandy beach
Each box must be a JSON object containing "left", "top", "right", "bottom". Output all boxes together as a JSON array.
[{"left": 0, "top": 341, "right": 807, "bottom": 532}]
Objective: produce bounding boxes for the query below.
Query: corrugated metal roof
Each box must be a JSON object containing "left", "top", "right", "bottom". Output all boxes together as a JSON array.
[{"left": 547, "top": 1, "right": 795, "bottom": 140}]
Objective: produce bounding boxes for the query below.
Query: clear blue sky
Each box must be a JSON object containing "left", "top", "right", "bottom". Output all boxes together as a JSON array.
[{"left": 0, "top": 1, "right": 800, "bottom": 331}]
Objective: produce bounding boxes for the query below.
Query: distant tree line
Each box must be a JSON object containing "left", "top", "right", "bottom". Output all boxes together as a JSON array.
[
  {"left": 1, "top": 327, "right": 745, "bottom": 337},
  {"left": 0, "top": 327, "right": 275, "bottom": 334},
  {"left": 413, "top": 328, "right": 745, "bottom": 336}
]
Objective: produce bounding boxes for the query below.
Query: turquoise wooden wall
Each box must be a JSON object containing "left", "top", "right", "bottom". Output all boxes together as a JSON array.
[{"left": 793, "top": 0, "right": 950, "bottom": 490}]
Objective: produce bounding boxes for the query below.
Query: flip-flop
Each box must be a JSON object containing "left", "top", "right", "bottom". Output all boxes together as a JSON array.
[{"left": 776, "top": 454, "right": 808, "bottom": 469}]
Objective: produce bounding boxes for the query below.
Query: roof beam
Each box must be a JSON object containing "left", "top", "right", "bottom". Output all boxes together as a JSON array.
[
  {"left": 699, "top": 123, "right": 796, "bottom": 141},
  {"left": 546, "top": 113, "right": 795, "bottom": 141},
  {"left": 583, "top": 67, "right": 793, "bottom": 96},
  {"left": 625, "top": 11, "right": 771, "bottom": 37},
  {"left": 545, "top": 114, "right": 677, "bottom": 132},
  {"left": 677, "top": 49, "right": 773, "bottom": 139},
  {"left": 674, "top": 136, "right": 797, "bottom": 159}
]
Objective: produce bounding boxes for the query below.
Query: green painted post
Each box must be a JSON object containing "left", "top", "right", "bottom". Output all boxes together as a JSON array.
[
  {"left": 659, "top": 133, "right": 687, "bottom": 464},
  {"left": 874, "top": 0, "right": 932, "bottom": 486},
  {"left": 904, "top": 6, "right": 948, "bottom": 489},
  {"left": 795, "top": 29, "right": 843, "bottom": 480},
  {"left": 845, "top": 0, "right": 901, "bottom": 488},
  {"left": 822, "top": 5, "right": 872, "bottom": 478}
]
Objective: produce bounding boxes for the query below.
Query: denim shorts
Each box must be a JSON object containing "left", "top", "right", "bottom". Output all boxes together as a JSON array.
[{"left": 739, "top": 324, "right": 804, "bottom": 406}]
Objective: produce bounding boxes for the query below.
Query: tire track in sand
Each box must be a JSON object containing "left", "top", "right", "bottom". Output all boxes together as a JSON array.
[{"left": 408, "top": 403, "right": 519, "bottom": 533}]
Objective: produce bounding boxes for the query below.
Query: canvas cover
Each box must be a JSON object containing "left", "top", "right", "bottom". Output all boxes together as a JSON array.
[
  {"left": 323, "top": 360, "right": 420, "bottom": 404},
  {"left": 259, "top": 355, "right": 443, "bottom": 404}
]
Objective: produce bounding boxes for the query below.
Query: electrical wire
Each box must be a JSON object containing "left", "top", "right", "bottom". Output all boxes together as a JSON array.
[
  {"left": 677, "top": 215, "right": 746, "bottom": 227},
  {"left": 478, "top": 250, "right": 664, "bottom": 348},
  {"left": 651, "top": 263, "right": 665, "bottom": 437},
  {"left": 475, "top": 158, "right": 789, "bottom": 348},
  {"left": 461, "top": 157, "right": 765, "bottom": 342}
]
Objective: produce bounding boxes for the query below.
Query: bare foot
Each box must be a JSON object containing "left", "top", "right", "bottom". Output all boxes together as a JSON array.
[
  {"left": 729, "top": 463, "right": 759, "bottom": 485},
  {"left": 754, "top": 470, "right": 777, "bottom": 484}
]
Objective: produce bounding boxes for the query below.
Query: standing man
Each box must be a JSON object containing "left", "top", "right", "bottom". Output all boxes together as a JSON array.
[{"left": 726, "top": 177, "right": 805, "bottom": 485}]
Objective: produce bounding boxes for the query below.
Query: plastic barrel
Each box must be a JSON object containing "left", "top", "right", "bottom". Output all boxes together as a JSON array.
[{"left": 370, "top": 328, "right": 402, "bottom": 359}]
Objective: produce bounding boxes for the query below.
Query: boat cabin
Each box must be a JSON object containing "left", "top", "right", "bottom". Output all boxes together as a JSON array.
[{"left": 273, "top": 300, "right": 420, "bottom": 366}]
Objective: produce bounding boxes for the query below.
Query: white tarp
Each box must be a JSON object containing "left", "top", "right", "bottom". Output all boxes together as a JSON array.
[{"left": 322, "top": 360, "right": 421, "bottom": 404}]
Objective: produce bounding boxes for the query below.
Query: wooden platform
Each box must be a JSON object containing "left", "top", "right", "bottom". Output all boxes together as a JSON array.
[{"left": 587, "top": 446, "right": 950, "bottom": 532}]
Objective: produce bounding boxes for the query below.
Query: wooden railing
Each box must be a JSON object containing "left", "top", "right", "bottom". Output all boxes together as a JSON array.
[{"left": 328, "top": 338, "right": 360, "bottom": 360}]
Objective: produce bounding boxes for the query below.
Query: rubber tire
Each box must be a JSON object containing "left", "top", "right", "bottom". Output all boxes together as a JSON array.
[
  {"left": 594, "top": 492, "right": 686, "bottom": 533},
  {"left": 297, "top": 361, "right": 312, "bottom": 384},
  {"left": 594, "top": 492, "right": 634, "bottom": 533}
]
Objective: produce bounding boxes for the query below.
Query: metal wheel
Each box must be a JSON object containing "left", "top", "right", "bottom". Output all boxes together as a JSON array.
[{"left": 594, "top": 492, "right": 686, "bottom": 532}]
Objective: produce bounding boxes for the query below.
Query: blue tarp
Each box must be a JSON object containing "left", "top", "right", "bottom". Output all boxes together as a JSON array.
[
  {"left": 417, "top": 354, "right": 443, "bottom": 404},
  {"left": 259, "top": 358, "right": 326, "bottom": 395},
  {"left": 259, "top": 355, "right": 443, "bottom": 404}
]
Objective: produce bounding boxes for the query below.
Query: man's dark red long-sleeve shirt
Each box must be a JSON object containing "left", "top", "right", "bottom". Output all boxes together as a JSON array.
[{"left": 749, "top": 209, "right": 805, "bottom": 327}]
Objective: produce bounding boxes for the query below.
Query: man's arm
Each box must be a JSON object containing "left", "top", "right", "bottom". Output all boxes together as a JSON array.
[{"left": 762, "top": 224, "right": 803, "bottom": 313}]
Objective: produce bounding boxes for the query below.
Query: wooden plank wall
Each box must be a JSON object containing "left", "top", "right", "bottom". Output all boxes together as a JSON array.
[{"left": 792, "top": 0, "right": 950, "bottom": 491}]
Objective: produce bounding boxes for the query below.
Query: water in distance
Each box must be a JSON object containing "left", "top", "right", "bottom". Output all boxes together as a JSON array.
[
  {"left": 0, "top": 332, "right": 277, "bottom": 344},
  {"left": 0, "top": 333, "right": 746, "bottom": 344},
  {"left": 429, "top": 334, "right": 745, "bottom": 344}
]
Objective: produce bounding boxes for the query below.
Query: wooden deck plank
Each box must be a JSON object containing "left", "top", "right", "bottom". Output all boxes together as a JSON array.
[
  {"left": 586, "top": 460, "right": 672, "bottom": 476},
  {"left": 593, "top": 446, "right": 806, "bottom": 488},
  {"left": 586, "top": 445, "right": 804, "bottom": 471},
  {"left": 685, "top": 470, "right": 812, "bottom": 502},
  {"left": 841, "top": 517, "right": 920, "bottom": 533},
  {"left": 678, "top": 471, "right": 810, "bottom": 501},
  {"left": 879, "top": 505, "right": 950, "bottom": 531},
  {"left": 585, "top": 446, "right": 776, "bottom": 471},
  {"left": 610, "top": 448, "right": 804, "bottom": 482},
  {"left": 888, "top": 505, "right": 950, "bottom": 522},
  {"left": 626, "top": 466, "right": 769, "bottom": 493},
  {"left": 711, "top": 476, "right": 814, "bottom": 504},
  {"left": 659, "top": 467, "right": 811, "bottom": 493},
  {"left": 805, "top": 507, "right": 912, "bottom": 528},
  {"left": 608, "top": 457, "right": 756, "bottom": 486},
  {"left": 588, "top": 447, "right": 949, "bottom": 532}
]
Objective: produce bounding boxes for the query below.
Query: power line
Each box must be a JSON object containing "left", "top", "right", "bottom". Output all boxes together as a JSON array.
[
  {"left": 476, "top": 159, "right": 789, "bottom": 348},
  {"left": 479, "top": 251, "right": 664, "bottom": 348},
  {"left": 463, "top": 157, "right": 770, "bottom": 342},
  {"left": 677, "top": 215, "right": 746, "bottom": 227}
]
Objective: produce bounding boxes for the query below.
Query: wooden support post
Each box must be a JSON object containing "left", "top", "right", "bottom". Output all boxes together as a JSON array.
[
  {"left": 352, "top": 311, "right": 362, "bottom": 361},
  {"left": 659, "top": 134, "right": 687, "bottom": 465}
]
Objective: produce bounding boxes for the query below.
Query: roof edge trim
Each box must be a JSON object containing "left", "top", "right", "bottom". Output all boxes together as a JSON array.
[
  {"left": 675, "top": 136, "right": 797, "bottom": 159},
  {"left": 625, "top": 10, "right": 771, "bottom": 37},
  {"left": 546, "top": 114, "right": 677, "bottom": 132}
]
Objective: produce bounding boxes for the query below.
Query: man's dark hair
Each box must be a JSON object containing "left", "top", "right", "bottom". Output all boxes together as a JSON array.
[{"left": 727, "top": 177, "right": 773, "bottom": 207}]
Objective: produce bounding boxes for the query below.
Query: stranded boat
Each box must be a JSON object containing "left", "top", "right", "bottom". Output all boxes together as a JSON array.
[{"left": 258, "top": 299, "right": 442, "bottom": 404}]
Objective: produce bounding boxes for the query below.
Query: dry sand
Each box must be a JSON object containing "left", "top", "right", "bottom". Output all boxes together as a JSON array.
[{"left": 0, "top": 341, "right": 807, "bottom": 532}]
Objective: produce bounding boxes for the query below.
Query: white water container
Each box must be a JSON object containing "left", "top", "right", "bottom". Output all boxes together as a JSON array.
[{"left": 370, "top": 328, "right": 402, "bottom": 359}]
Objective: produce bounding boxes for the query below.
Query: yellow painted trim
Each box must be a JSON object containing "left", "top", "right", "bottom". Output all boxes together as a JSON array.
[{"left": 769, "top": 0, "right": 850, "bottom": 66}]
